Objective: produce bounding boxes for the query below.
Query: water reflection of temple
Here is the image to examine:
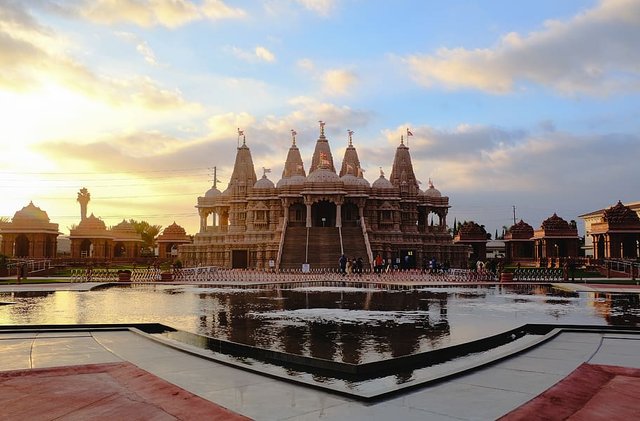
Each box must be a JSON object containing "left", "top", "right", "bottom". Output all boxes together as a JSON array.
[
  {"left": 193, "top": 289, "right": 451, "bottom": 364},
  {"left": 590, "top": 293, "right": 640, "bottom": 326}
]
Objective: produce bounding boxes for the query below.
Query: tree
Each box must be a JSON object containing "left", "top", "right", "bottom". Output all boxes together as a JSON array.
[{"left": 129, "top": 219, "right": 162, "bottom": 253}]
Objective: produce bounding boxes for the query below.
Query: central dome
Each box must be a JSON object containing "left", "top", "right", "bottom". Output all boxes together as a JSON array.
[{"left": 306, "top": 168, "right": 342, "bottom": 184}]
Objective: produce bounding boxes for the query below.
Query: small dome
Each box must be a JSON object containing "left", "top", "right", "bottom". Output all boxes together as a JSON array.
[
  {"left": 508, "top": 220, "right": 534, "bottom": 235},
  {"left": 603, "top": 201, "right": 640, "bottom": 226},
  {"left": 111, "top": 219, "right": 136, "bottom": 234},
  {"left": 253, "top": 175, "right": 275, "bottom": 189},
  {"left": 372, "top": 174, "right": 394, "bottom": 189},
  {"left": 422, "top": 179, "right": 442, "bottom": 198},
  {"left": 306, "top": 168, "right": 342, "bottom": 184},
  {"left": 541, "top": 213, "right": 570, "bottom": 231},
  {"left": 205, "top": 186, "right": 222, "bottom": 197},
  {"left": 341, "top": 174, "right": 371, "bottom": 188},
  {"left": 163, "top": 222, "right": 187, "bottom": 236},
  {"left": 12, "top": 202, "right": 50, "bottom": 223},
  {"left": 78, "top": 213, "right": 107, "bottom": 231}
]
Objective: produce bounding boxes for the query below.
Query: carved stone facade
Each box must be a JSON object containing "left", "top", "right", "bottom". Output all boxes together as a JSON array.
[
  {"left": 589, "top": 201, "right": 640, "bottom": 259},
  {"left": 156, "top": 222, "right": 192, "bottom": 259},
  {"left": 0, "top": 202, "right": 60, "bottom": 258},
  {"left": 180, "top": 124, "right": 470, "bottom": 269},
  {"left": 533, "top": 213, "right": 579, "bottom": 260}
]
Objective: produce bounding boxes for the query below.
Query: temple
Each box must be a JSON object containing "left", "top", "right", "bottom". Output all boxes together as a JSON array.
[{"left": 179, "top": 123, "right": 469, "bottom": 270}]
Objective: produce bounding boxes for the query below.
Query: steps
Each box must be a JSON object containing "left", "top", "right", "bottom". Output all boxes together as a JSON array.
[
  {"left": 279, "top": 227, "right": 346, "bottom": 270},
  {"left": 340, "top": 227, "right": 370, "bottom": 267}
]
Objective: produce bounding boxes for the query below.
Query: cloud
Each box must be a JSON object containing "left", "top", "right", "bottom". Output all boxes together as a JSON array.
[
  {"left": 322, "top": 69, "right": 358, "bottom": 95},
  {"left": 116, "top": 32, "right": 161, "bottom": 66},
  {"left": 295, "top": 0, "right": 336, "bottom": 17},
  {"left": 255, "top": 46, "right": 276, "bottom": 62},
  {"left": 227, "top": 45, "right": 277, "bottom": 63},
  {"left": 0, "top": 3, "right": 197, "bottom": 111},
  {"left": 405, "top": 0, "right": 640, "bottom": 95},
  {"left": 73, "top": 0, "right": 245, "bottom": 28},
  {"left": 297, "top": 58, "right": 315, "bottom": 72}
]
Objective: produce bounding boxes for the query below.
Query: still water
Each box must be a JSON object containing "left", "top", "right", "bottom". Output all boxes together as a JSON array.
[{"left": 1, "top": 284, "right": 639, "bottom": 364}]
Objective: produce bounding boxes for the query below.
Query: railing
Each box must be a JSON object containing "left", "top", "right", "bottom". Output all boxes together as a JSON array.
[
  {"left": 275, "top": 218, "right": 288, "bottom": 270},
  {"left": 602, "top": 259, "right": 639, "bottom": 279},
  {"left": 360, "top": 217, "right": 374, "bottom": 270},
  {"left": 513, "top": 268, "right": 563, "bottom": 282},
  {"left": 6, "top": 259, "right": 52, "bottom": 276}
]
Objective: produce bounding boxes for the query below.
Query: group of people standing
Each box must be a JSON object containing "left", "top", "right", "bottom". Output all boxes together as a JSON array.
[{"left": 338, "top": 254, "right": 364, "bottom": 275}]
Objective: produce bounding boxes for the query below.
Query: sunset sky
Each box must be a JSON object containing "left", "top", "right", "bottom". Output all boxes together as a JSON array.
[{"left": 1, "top": 0, "right": 639, "bottom": 237}]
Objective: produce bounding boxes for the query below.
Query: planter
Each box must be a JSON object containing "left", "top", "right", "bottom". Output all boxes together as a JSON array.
[
  {"left": 500, "top": 272, "right": 514, "bottom": 282},
  {"left": 117, "top": 271, "right": 131, "bottom": 282}
]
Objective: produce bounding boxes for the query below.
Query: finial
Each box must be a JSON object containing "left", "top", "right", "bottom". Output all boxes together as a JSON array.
[
  {"left": 242, "top": 134, "right": 246, "bottom": 146},
  {"left": 347, "top": 129, "right": 354, "bottom": 146},
  {"left": 319, "top": 120, "right": 325, "bottom": 136},
  {"left": 237, "top": 128, "right": 244, "bottom": 148},
  {"left": 291, "top": 129, "right": 297, "bottom": 146},
  {"left": 428, "top": 178, "right": 434, "bottom": 189},
  {"left": 400, "top": 134, "right": 404, "bottom": 145},
  {"left": 379, "top": 166, "right": 384, "bottom": 177}
]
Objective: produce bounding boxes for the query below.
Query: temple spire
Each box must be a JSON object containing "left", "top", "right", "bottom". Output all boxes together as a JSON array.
[
  {"left": 339, "top": 130, "right": 362, "bottom": 177},
  {"left": 309, "top": 120, "right": 336, "bottom": 173}
]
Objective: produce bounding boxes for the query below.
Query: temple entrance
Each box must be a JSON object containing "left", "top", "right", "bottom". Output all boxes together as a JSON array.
[
  {"left": 341, "top": 202, "right": 359, "bottom": 227},
  {"left": 232, "top": 250, "right": 248, "bottom": 268},
  {"left": 288, "top": 203, "right": 307, "bottom": 227},
  {"left": 80, "top": 239, "right": 92, "bottom": 258},
  {"left": 15, "top": 235, "right": 29, "bottom": 257},
  {"left": 312, "top": 200, "right": 336, "bottom": 227},
  {"left": 114, "top": 242, "right": 126, "bottom": 258}
]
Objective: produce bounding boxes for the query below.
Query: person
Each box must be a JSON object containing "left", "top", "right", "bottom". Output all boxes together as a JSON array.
[
  {"left": 356, "top": 257, "right": 363, "bottom": 275},
  {"left": 374, "top": 254, "right": 383, "bottom": 274},
  {"left": 339, "top": 254, "right": 347, "bottom": 275},
  {"left": 346, "top": 258, "right": 353, "bottom": 275},
  {"left": 20, "top": 262, "right": 28, "bottom": 282}
]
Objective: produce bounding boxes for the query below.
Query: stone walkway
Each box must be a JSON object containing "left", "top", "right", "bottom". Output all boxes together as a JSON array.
[{"left": 1, "top": 327, "right": 639, "bottom": 420}]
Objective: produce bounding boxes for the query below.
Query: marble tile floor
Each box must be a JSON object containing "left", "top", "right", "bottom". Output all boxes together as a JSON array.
[{"left": 1, "top": 329, "right": 639, "bottom": 420}]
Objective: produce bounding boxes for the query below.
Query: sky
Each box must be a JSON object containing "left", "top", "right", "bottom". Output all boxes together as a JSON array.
[{"left": 1, "top": 0, "right": 639, "bottom": 238}]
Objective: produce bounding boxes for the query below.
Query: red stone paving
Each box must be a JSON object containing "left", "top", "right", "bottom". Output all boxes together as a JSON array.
[
  {"left": 0, "top": 362, "right": 251, "bottom": 420},
  {"left": 500, "top": 363, "right": 640, "bottom": 420}
]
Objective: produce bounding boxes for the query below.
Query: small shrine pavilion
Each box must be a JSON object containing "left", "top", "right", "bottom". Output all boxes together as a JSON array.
[
  {"left": 504, "top": 220, "right": 535, "bottom": 263},
  {"left": 533, "top": 213, "right": 579, "bottom": 263},
  {"left": 453, "top": 221, "right": 488, "bottom": 262},
  {"left": 156, "top": 222, "right": 191, "bottom": 259},
  {"left": 0, "top": 202, "right": 60, "bottom": 258},
  {"left": 589, "top": 201, "right": 640, "bottom": 259}
]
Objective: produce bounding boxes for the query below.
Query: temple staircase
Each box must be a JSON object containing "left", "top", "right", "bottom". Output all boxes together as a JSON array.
[
  {"left": 279, "top": 227, "right": 344, "bottom": 270},
  {"left": 340, "top": 227, "right": 370, "bottom": 267}
]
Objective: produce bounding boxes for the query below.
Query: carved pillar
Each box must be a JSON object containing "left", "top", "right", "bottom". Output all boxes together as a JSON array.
[{"left": 199, "top": 209, "right": 207, "bottom": 233}]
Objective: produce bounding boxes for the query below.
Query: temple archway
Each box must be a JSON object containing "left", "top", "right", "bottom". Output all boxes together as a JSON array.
[
  {"left": 80, "top": 239, "right": 92, "bottom": 258},
  {"left": 114, "top": 242, "right": 126, "bottom": 258},
  {"left": 312, "top": 200, "right": 336, "bottom": 227},
  {"left": 341, "top": 202, "right": 359, "bottom": 227},
  {"left": 15, "top": 234, "right": 29, "bottom": 257},
  {"left": 288, "top": 203, "right": 307, "bottom": 227}
]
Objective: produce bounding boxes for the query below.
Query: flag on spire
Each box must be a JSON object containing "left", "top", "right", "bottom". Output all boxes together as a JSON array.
[{"left": 407, "top": 128, "right": 413, "bottom": 136}]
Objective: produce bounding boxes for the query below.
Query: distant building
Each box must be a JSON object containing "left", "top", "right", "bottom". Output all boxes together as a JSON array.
[
  {"left": 0, "top": 202, "right": 60, "bottom": 258},
  {"left": 579, "top": 201, "right": 640, "bottom": 257},
  {"left": 156, "top": 222, "right": 191, "bottom": 260},
  {"left": 453, "top": 221, "right": 488, "bottom": 262},
  {"left": 67, "top": 189, "right": 143, "bottom": 259},
  {"left": 180, "top": 123, "right": 470, "bottom": 270},
  {"left": 583, "top": 201, "right": 640, "bottom": 259},
  {"left": 533, "top": 213, "right": 579, "bottom": 261},
  {"left": 504, "top": 220, "right": 535, "bottom": 263}
]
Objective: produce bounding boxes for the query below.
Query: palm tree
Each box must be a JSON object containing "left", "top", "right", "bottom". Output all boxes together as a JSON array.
[{"left": 129, "top": 219, "right": 162, "bottom": 254}]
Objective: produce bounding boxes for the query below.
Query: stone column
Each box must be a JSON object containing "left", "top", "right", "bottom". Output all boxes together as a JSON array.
[
  {"left": 306, "top": 202, "right": 312, "bottom": 228},
  {"left": 199, "top": 209, "right": 207, "bottom": 233}
]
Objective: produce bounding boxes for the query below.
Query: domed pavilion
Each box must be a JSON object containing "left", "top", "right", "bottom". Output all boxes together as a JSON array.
[
  {"left": 0, "top": 202, "right": 60, "bottom": 258},
  {"left": 589, "top": 201, "right": 640, "bottom": 259},
  {"left": 533, "top": 213, "right": 579, "bottom": 263},
  {"left": 156, "top": 222, "right": 192, "bottom": 259},
  {"left": 180, "top": 123, "right": 470, "bottom": 270}
]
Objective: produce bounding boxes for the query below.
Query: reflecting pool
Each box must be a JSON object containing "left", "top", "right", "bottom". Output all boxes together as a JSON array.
[{"left": 1, "top": 284, "right": 639, "bottom": 364}]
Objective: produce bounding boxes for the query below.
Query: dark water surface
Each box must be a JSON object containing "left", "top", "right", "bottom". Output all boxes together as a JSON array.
[{"left": 1, "top": 284, "right": 639, "bottom": 364}]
